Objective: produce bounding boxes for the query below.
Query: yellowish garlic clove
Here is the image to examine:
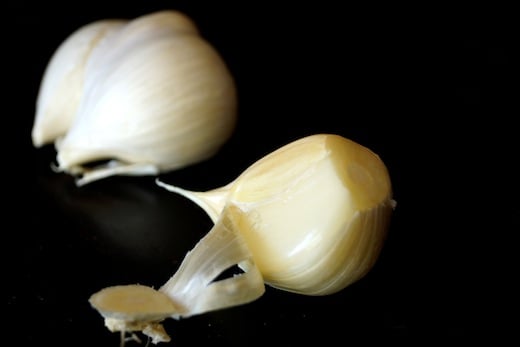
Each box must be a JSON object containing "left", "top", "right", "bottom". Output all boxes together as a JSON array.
[
  {"left": 32, "top": 19, "right": 126, "bottom": 147},
  {"left": 158, "top": 133, "right": 396, "bottom": 295},
  {"left": 90, "top": 133, "right": 396, "bottom": 343},
  {"left": 34, "top": 11, "right": 237, "bottom": 186}
]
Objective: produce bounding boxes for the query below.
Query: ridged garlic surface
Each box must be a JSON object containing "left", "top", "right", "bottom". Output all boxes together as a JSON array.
[
  {"left": 89, "top": 134, "right": 396, "bottom": 344},
  {"left": 33, "top": 11, "right": 237, "bottom": 185},
  {"left": 32, "top": 20, "right": 126, "bottom": 147}
]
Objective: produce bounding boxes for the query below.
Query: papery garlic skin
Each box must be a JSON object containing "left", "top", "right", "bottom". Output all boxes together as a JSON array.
[
  {"left": 158, "top": 134, "right": 395, "bottom": 295},
  {"left": 32, "top": 20, "right": 126, "bottom": 147}
]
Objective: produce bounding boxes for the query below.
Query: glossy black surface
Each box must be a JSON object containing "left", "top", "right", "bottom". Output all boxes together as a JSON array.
[{"left": 5, "top": 2, "right": 516, "bottom": 346}]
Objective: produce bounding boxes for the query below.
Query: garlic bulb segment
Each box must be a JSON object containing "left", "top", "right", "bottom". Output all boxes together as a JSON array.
[
  {"left": 37, "top": 10, "right": 237, "bottom": 186},
  {"left": 90, "top": 133, "right": 395, "bottom": 343},
  {"left": 32, "top": 20, "right": 126, "bottom": 147},
  {"left": 157, "top": 134, "right": 396, "bottom": 295}
]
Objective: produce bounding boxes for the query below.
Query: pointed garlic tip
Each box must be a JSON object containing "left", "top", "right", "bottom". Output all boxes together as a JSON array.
[
  {"left": 32, "top": 19, "right": 126, "bottom": 147},
  {"left": 156, "top": 178, "right": 232, "bottom": 223},
  {"left": 52, "top": 10, "right": 237, "bottom": 185},
  {"left": 121, "top": 10, "right": 199, "bottom": 36}
]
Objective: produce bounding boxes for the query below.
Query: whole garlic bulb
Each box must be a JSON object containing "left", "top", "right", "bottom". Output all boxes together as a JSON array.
[{"left": 33, "top": 11, "right": 237, "bottom": 186}]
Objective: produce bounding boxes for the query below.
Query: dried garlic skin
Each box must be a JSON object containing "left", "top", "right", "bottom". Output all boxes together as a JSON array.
[{"left": 34, "top": 11, "right": 237, "bottom": 185}]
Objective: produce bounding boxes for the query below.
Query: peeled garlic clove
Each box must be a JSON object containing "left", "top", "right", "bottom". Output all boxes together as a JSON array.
[
  {"left": 90, "top": 134, "right": 395, "bottom": 343},
  {"left": 226, "top": 134, "right": 394, "bottom": 295},
  {"left": 32, "top": 19, "right": 126, "bottom": 147},
  {"left": 155, "top": 133, "right": 395, "bottom": 298},
  {"left": 157, "top": 134, "right": 395, "bottom": 296}
]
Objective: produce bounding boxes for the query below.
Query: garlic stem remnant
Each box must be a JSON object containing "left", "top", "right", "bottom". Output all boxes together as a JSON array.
[
  {"left": 33, "top": 11, "right": 237, "bottom": 186},
  {"left": 90, "top": 133, "right": 396, "bottom": 344}
]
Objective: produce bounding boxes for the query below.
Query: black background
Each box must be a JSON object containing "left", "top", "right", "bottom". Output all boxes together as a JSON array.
[{"left": 4, "top": 1, "right": 517, "bottom": 346}]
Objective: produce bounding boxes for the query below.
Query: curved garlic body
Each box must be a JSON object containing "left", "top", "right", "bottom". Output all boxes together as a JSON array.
[
  {"left": 32, "top": 20, "right": 126, "bottom": 147},
  {"left": 90, "top": 134, "right": 395, "bottom": 342},
  {"left": 226, "top": 134, "right": 394, "bottom": 294},
  {"left": 34, "top": 11, "right": 237, "bottom": 185},
  {"left": 158, "top": 133, "right": 395, "bottom": 295}
]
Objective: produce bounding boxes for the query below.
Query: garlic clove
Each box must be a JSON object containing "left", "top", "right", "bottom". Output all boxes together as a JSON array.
[
  {"left": 157, "top": 134, "right": 395, "bottom": 295},
  {"left": 91, "top": 133, "right": 395, "bottom": 342},
  {"left": 225, "top": 134, "right": 394, "bottom": 295},
  {"left": 54, "top": 10, "right": 237, "bottom": 185},
  {"left": 32, "top": 19, "right": 126, "bottom": 147}
]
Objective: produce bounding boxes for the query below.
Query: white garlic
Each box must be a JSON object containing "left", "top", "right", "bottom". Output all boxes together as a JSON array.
[
  {"left": 89, "top": 133, "right": 395, "bottom": 343},
  {"left": 32, "top": 19, "right": 126, "bottom": 147},
  {"left": 33, "top": 11, "right": 237, "bottom": 186}
]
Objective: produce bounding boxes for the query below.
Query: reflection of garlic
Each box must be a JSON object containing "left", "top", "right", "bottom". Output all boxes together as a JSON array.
[
  {"left": 33, "top": 11, "right": 237, "bottom": 186},
  {"left": 90, "top": 134, "right": 396, "bottom": 343}
]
